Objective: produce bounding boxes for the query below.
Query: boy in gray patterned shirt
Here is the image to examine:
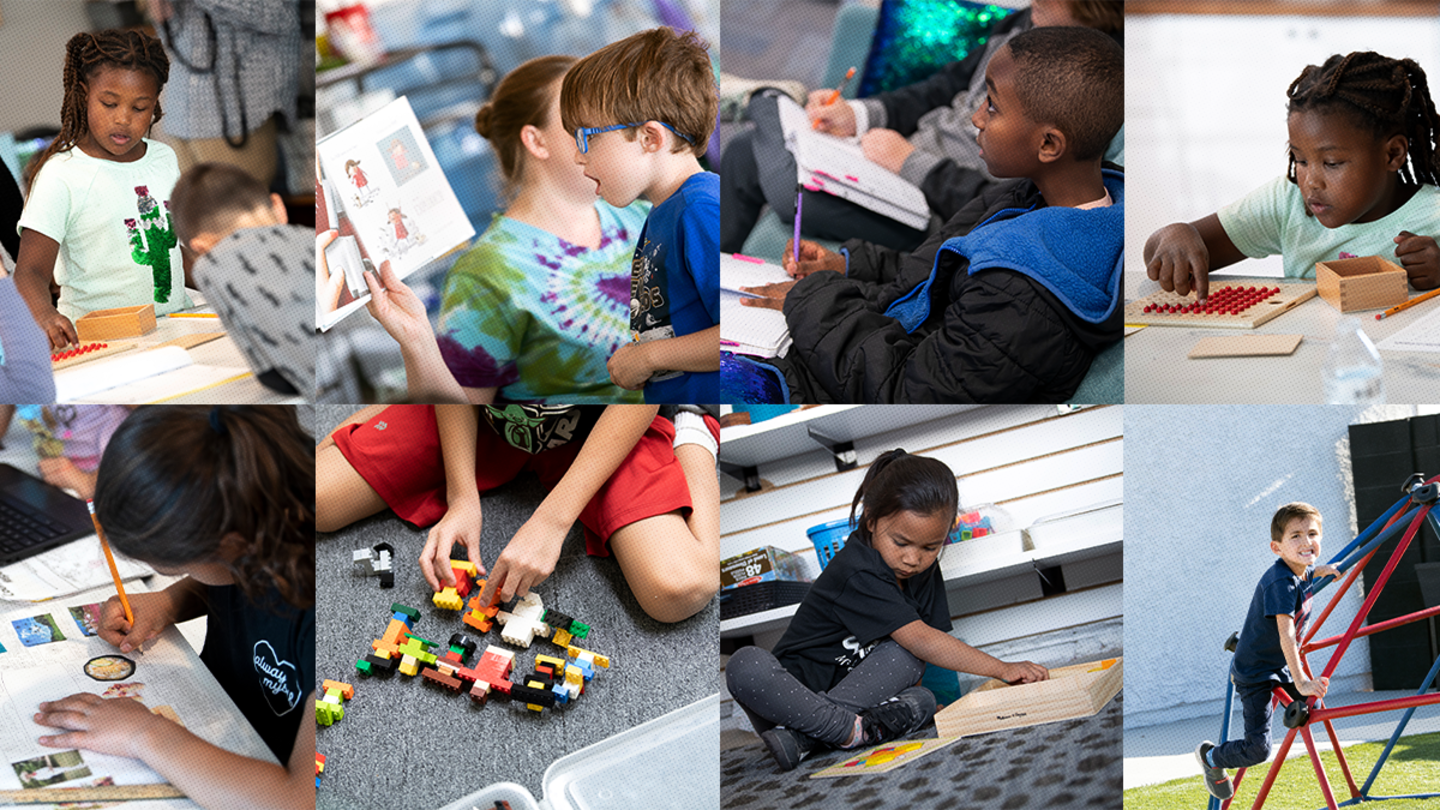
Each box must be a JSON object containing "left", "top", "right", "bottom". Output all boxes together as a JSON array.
[{"left": 169, "top": 162, "right": 313, "bottom": 398}]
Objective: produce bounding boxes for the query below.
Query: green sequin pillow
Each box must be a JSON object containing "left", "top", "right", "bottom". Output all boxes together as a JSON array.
[{"left": 858, "top": 0, "right": 1017, "bottom": 97}]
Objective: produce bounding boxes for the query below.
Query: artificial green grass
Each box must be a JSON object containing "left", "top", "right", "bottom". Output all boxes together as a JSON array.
[{"left": 1124, "top": 732, "right": 1440, "bottom": 810}]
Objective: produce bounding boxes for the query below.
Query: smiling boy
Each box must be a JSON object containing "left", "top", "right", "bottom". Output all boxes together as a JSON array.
[
  {"left": 559, "top": 28, "right": 720, "bottom": 403},
  {"left": 736, "top": 26, "right": 1123, "bottom": 403},
  {"left": 1195, "top": 502, "right": 1341, "bottom": 801}
]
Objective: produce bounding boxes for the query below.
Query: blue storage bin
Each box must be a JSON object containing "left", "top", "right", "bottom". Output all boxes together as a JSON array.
[{"left": 806, "top": 518, "right": 855, "bottom": 571}]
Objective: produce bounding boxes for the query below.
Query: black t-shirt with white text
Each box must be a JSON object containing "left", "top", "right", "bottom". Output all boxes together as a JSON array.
[{"left": 771, "top": 535, "right": 952, "bottom": 692}]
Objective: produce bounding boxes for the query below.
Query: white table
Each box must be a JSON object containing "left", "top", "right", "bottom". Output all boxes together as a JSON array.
[{"left": 1124, "top": 276, "right": 1440, "bottom": 404}]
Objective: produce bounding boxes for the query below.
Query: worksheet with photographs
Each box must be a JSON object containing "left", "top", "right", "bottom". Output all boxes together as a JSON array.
[
  {"left": 0, "top": 584, "right": 277, "bottom": 799},
  {"left": 316, "top": 96, "right": 476, "bottom": 331}
]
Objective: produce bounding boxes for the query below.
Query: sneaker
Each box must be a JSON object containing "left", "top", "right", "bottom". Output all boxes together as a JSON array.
[
  {"left": 1196, "top": 741, "right": 1234, "bottom": 800},
  {"left": 760, "top": 727, "right": 820, "bottom": 771},
  {"left": 857, "top": 687, "right": 937, "bottom": 746},
  {"left": 719, "top": 72, "right": 809, "bottom": 121}
]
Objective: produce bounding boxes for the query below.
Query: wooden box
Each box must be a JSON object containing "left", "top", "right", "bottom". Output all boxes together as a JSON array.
[
  {"left": 933, "top": 657, "right": 1122, "bottom": 739},
  {"left": 75, "top": 304, "right": 157, "bottom": 342},
  {"left": 1315, "top": 256, "right": 1408, "bottom": 313}
]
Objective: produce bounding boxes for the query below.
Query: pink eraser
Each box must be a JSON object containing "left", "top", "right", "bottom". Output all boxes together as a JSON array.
[
  {"left": 731, "top": 253, "right": 765, "bottom": 264},
  {"left": 844, "top": 175, "right": 859, "bottom": 182}
]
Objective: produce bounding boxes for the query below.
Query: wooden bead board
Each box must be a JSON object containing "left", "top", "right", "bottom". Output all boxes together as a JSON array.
[
  {"left": 1125, "top": 283, "right": 1316, "bottom": 329},
  {"left": 50, "top": 341, "right": 137, "bottom": 370}
]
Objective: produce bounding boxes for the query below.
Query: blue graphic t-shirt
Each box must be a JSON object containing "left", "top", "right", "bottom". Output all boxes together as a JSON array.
[{"left": 629, "top": 172, "right": 720, "bottom": 403}]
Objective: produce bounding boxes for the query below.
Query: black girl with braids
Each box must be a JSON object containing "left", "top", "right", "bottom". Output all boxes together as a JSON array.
[
  {"left": 15, "top": 29, "right": 194, "bottom": 353},
  {"left": 1145, "top": 50, "right": 1440, "bottom": 300},
  {"left": 726, "top": 450, "right": 1049, "bottom": 772},
  {"left": 33, "top": 407, "right": 315, "bottom": 810}
]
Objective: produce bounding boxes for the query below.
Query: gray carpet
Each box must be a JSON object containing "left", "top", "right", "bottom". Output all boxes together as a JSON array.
[
  {"left": 314, "top": 405, "right": 719, "bottom": 810},
  {"left": 721, "top": 691, "right": 1123, "bottom": 809}
]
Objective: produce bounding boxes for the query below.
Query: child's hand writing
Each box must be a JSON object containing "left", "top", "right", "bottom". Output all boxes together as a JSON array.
[
  {"left": 35, "top": 692, "right": 167, "bottom": 757},
  {"left": 739, "top": 281, "right": 797, "bottom": 311},
  {"left": 805, "top": 89, "right": 857, "bottom": 135},
  {"left": 860, "top": 129, "right": 915, "bottom": 174},
  {"left": 98, "top": 591, "right": 178, "bottom": 653},
  {"left": 1395, "top": 231, "right": 1440, "bottom": 290},
  {"left": 1000, "top": 660, "right": 1050, "bottom": 684},
  {"left": 782, "top": 239, "right": 846, "bottom": 279},
  {"left": 1297, "top": 676, "right": 1329, "bottom": 698},
  {"left": 419, "top": 495, "right": 486, "bottom": 592},
  {"left": 607, "top": 342, "right": 654, "bottom": 390},
  {"left": 1144, "top": 222, "right": 1213, "bottom": 302},
  {"left": 477, "top": 510, "right": 569, "bottom": 605}
]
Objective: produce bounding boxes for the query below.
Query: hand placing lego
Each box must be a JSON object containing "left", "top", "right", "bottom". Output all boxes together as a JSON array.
[
  {"left": 782, "top": 239, "right": 846, "bottom": 279},
  {"left": 1297, "top": 676, "right": 1329, "bottom": 698},
  {"left": 860, "top": 128, "right": 915, "bottom": 174},
  {"left": 1395, "top": 231, "right": 1440, "bottom": 290},
  {"left": 97, "top": 590, "right": 177, "bottom": 654},
  {"left": 35, "top": 692, "right": 169, "bottom": 757},
  {"left": 478, "top": 509, "right": 569, "bottom": 605},
  {"left": 739, "top": 280, "right": 797, "bottom": 312},
  {"left": 999, "top": 660, "right": 1050, "bottom": 684},
  {"left": 420, "top": 495, "right": 485, "bottom": 592}
]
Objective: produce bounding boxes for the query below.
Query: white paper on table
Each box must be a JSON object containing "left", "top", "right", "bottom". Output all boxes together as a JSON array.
[
  {"left": 0, "top": 588, "right": 277, "bottom": 798},
  {"left": 1376, "top": 305, "right": 1440, "bottom": 353},
  {"left": 72, "top": 362, "right": 253, "bottom": 404},
  {"left": 53, "top": 347, "right": 193, "bottom": 402},
  {"left": 775, "top": 96, "right": 930, "bottom": 230},
  {"left": 0, "top": 536, "right": 153, "bottom": 602}
]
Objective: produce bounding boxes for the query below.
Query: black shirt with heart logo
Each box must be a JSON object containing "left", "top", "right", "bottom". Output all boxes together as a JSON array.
[{"left": 200, "top": 583, "right": 314, "bottom": 763}]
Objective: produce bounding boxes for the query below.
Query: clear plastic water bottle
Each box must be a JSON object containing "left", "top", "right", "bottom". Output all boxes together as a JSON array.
[{"left": 1323, "top": 317, "right": 1385, "bottom": 405}]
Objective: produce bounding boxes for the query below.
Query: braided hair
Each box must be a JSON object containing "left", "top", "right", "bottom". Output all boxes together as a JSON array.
[
  {"left": 25, "top": 29, "right": 170, "bottom": 187},
  {"left": 1286, "top": 51, "right": 1440, "bottom": 188}
]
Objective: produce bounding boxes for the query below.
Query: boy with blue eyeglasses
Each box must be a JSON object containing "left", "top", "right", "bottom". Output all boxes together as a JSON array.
[{"left": 561, "top": 27, "right": 719, "bottom": 404}]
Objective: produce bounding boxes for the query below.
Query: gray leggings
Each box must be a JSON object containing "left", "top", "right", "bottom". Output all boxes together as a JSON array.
[{"left": 726, "top": 641, "right": 927, "bottom": 746}]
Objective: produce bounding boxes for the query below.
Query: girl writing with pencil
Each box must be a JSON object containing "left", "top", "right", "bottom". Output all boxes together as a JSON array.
[
  {"left": 33, "top": 406, "right": 314, "bottom": 810},
  {"left": 15, "top": 30, "right": 194, "bottom": 351}
]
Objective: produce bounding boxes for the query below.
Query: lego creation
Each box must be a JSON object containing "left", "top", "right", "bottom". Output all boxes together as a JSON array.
[
  {"left": 74, "top": 303, "right": 157, "bottom": 342},
  {"left": 315, "top": 752, "right": 326, "bottom": 788},
  {"left": 464, "top": 581, "right": 502, "bottom": 632},
  {"left": 1204, "top": 473, "right": 1440, "bottom": 810},
  {"left": 50, "top": 341, "right": 137, "bottom": 370},
  {"left": 1124, "top": 283, "right": 1316, "bottom": 329},
  {"left": 933, "top": 658, "right": 1123, "bottom": 739},
  {"left": 316, "top": 679, "right": 353, "bottom": 726},
  {"left": 1315, "top": 256, "right": 1408, "bottom": 313},
  {"left": 433, "top": 560, "right": 477, "bottom": 610},
  {"left": 353, "top": 543, "right": 394, "bottom": 588},
  {"left": 497, "top": 592, "right": 550, "bottom": 648}
]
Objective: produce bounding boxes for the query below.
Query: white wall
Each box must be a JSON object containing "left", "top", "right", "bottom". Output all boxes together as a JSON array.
[
  {"left": 1125, "top": 13, "right": 1440, "bottom": 297},
  {"left": 1123, "top": 404, "right": 1440, "bottom": 729},
  {"left": 0, "top": 1, "right": 94, "bottom": 132}
]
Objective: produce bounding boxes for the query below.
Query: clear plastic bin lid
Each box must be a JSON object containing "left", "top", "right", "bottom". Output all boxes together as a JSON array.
[{"left": 436, "top": 693, "right": 719, "bottom": 810}]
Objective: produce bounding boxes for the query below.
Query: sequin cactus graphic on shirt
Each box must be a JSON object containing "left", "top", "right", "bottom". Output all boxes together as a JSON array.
[{"left": 124, "top": 185, "right": 178, "bottom": 303}]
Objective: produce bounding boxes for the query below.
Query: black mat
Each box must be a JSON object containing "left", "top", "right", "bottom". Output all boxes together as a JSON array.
[
  {"left": 314, "top": 406, "right": 719, "bottom": 810},
  {"left": 721, "top": 691, "right": 1123, "bottom": 809}
]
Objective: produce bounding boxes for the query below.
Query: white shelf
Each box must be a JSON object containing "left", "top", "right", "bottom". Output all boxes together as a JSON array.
[
  {"left": 720, "top": 524, "right": 1121, "bottom": 639},
  {"left": 719, "top": 405, "right": 984, "bottom": 468}
]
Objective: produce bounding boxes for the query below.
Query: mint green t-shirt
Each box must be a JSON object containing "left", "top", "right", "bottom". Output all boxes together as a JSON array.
[{"left": 1217, "top": 175, "right": 1440, "bottom": 280}]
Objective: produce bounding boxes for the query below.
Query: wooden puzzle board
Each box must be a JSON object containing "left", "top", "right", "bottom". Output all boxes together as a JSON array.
[
  {"left": 810, "top": 658, "right": 1122, "bottom": 778},
  {"left": 50, "top": 341, "right": 137, "bottom": 370},
  {"left": 810, "top": 736, "right": 963, "bottom": 778},
  {"left": 934, "top": 657, "right": 1122, "bottom": 739},
  {"left": 153, "top": 331, "right": 226, "bottom": 351},
  {"left": 1188, "top": 334, "right": 1303, "bottom": 359},
  {"left": 1125, "top": 283, "right": 1315, "bottom": 329}
]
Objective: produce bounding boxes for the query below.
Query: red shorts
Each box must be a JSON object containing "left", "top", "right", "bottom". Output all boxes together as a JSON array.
[{"left": 332, "top": 406, "right": 692, "bottom": 556}]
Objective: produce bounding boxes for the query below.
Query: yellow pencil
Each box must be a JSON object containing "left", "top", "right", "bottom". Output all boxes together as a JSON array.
[
  {"left": 87, "top": 500, "right": 133, "bottom": 626},
  {"left": 1375, "top": 287, "right": 1440, "bottom": 320},
  {"left": 167, "top": 313, "right": 219, "bottom": 318}
]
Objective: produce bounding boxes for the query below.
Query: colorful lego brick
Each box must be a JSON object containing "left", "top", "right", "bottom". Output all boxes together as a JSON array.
[
  {"left": 316, "top": 753, "right": 326, "bottom": 788},
  {"left": 316, "top": 682, "right": 349, "bottom": 726},
  {"left": 497, "top": 592, "right": 550, "bottom": 648},
  {"left": 568, "top": 620, "right": 590, "bottom": 639},
  {"left": 451, "top": 560, "right": 478, "bottom": 598},
  {"left": 433, "top": 588, "right": 464, "bottom": 611},
  {"left": 511, "top": 679, "right": 556, "bottom": 711},
  {"left": 567, "top": 645, "right": 611, "bottom": 669},
  {"left": 449, "top": 633, "right": 478, "bottom": 661},
  {"left": 353, "top": 548, "right": 376, "bottom": 574},
  {"left": 422, "top": 667, "right": 464, "bottom": 693},
  {"left": 322, "top": 679, "right": 354, "bottom": 699},
  {"left": 463, "top": 646, "right": 516, "bottom": 704},
  {"left": 551, "top": 627, "right": 573, "bottom": 648}
]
